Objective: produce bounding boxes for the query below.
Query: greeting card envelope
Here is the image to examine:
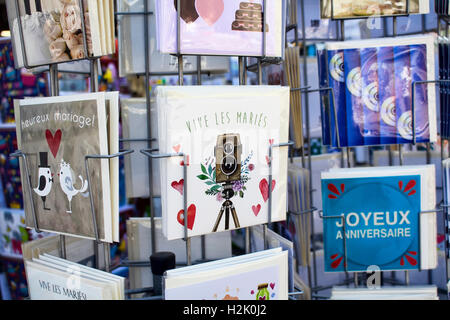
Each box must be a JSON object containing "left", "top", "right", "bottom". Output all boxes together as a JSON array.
[
  {"left": 14, "top": 93, "right": 116, "bottom": 243},
  {"left": 156, "top": 0, "right": 285, "bottom": 58},
  {"left": 155, "top": 86, "right": 290, "bottom": 240},
  {"left": 22, "top": 234, "right": 106, "bottom": 269},
  {"left": 322, "top": 165, "right": 436, "bottom": 272},
  {"left": 121, "top": 98, "right": 161, "bottom": 198},
  {"left": 164, "top": 248, "right": 288, "bottom": 300},
  {"left": 127, "top": 217, "right": 232, "bottom": 291},
  {"left": 117, "top": 0, "right": 230, "bottom": 77}
]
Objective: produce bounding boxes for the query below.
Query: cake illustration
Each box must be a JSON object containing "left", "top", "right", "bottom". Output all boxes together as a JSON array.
[{"left": 231, "top": 2, "right": 268, "bottom": 32}]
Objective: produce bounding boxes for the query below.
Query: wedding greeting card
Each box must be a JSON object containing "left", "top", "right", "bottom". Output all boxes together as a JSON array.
[
  {"left": 164, "top": 248, "right": 288, "bottom": 300},
  {"left": 6, "top": 0, "right": 115, "bottom": 68},
  {"left": 14, "top": 92, "right": 119, "bottom": 243},
  {"left": 155, "top": 0, "right": 286, "bottom": 58},
  {"left": 117, "top": 0, "right": 230, "bottom": 76},
  {"left": 320, "top": 0, "right": 429, "bottom": 19},
  {"left": 321, "top": 165, "right": 436, "bottom": 272},
  {"left": 25, "top": 254, "right": 124, "bottom": 300},
  {"left": 317, "top": 34, "right": 437, "bottom": 147},
  {"left": 156, "top": 86, "right": 290, "bottom": 240}
]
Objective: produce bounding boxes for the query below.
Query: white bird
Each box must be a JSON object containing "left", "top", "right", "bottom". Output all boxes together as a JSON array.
[
  {"left": 33, "top": 152, "right": 53, "bottom": 211},
  {"left": 58, "top": 159, "right": 88, "bottom": 213}
]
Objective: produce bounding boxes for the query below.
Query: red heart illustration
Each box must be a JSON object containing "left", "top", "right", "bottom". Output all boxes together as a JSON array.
[
  {"left": 173, "top": 144, "right": 181, "bottom": 153},
  {"left": 252, "top": 204, "right": 261, "bottom": 216},
  {"left": 171, "top": 179, "right": 184, "bottom": 195},
  {"left": 45, "top": 129, "right": 62, "bottom": 158},
  {"left": 177, "top": 204, "right": 196, "bottom": 230},
  {"left": 270, "top": 283, "right": 275, "bottom": 290},
  {"left": 250, "top": 290, "right": 255, "bottom": 295},
  {"left": 259, "top": 296, "right": 266, "bottom": 300},
  {"left": 180, "top": 155, "right": 190, "bottom": 166},
  {"left": 259, "top": 179, "right": 276, "bottom": 202},
  {"left": 269, "top": 139, "right": 274, "bottom": 145}
]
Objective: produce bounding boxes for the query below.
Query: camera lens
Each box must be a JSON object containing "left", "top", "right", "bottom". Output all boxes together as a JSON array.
[
  {"left": 223, "top": 142, "right": 234, "bottom": 155},
  {"left": 221, "top": 155, "right": 237, "bottom": 175}
]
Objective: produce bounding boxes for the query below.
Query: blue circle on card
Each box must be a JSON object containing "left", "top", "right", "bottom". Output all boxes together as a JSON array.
[{"left": 328, "top": 178, "right": 419, "bottom": 267}]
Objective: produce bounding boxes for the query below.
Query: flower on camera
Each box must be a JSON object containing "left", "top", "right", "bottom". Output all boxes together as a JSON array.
[{"left": 232, "top": 180, "right": 243, "bottom": 192}]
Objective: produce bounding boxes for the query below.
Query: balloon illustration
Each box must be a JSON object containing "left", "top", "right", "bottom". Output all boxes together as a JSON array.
[
  {"left": 173, "top": 0, "right": 199, "bottom": 24},
  {"left": 195, "top": 0, "right": 225, "bottom": 26}
]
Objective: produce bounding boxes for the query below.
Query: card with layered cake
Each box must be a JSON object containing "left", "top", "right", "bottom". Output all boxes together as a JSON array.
[
  {"left": 155, "top": 86, "right": 290, "bottom": 240},
  {"left": 14, "top": 92, "right": 119, "bottom": 243},
  {"left": 155, "top": 0, "right": 286, "bottom": 57}
]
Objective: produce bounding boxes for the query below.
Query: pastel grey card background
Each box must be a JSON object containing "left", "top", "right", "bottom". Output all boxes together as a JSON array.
[{"left": 19, "top": 100, "right": 106, "bottom": 240}]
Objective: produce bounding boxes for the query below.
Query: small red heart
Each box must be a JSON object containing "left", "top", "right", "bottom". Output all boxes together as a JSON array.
[
  {"left": 177, "top": 204, "right": 196, "bottom": 230},
  {"left": 269, "top": 139, "right": 274, "bottom": 145},
  {"left": 250, "top": 290, "right": 254, "bottom": 295},
  {"left": 252, "top": 204, "right": 261, "bottom": 216},
  {"left": 270, "top": 283, "right": 275, "bottom": 290},
  {"left": 259, "top": 296, "right": 266, "bottom": 300},
  {"left": 265, "top": 155, "right": 270, "bottom": 165},
  {"left": 259, "top": 179, "right": 276, "bottom": 202},
  {"left": 171, "top": 179, "right": 184, "bottom": 195},
  {"left": 180, "top": 155, "right": 190, "bottom": 166},
  {"left": 173, "top": 144, "right": 181, "bottom": 153},
  {"left": 45, "top": 129, "right": 62, "bottom": 158}
]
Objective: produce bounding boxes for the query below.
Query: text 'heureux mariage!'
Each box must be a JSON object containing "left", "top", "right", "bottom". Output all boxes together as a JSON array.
[{"left": 21, "top": 112, "right": 96, "bottom": 130}]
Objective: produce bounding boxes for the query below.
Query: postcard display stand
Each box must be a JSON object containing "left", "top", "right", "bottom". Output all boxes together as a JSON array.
[
  {"left": 313, "top": 0, "right": 450, "bottom": 297},
  {"left": 7, "top": 0, "right": 134, "bottom": 282},
  {"left": 115, "top": 0, "right": 307, "bottom": 300}
]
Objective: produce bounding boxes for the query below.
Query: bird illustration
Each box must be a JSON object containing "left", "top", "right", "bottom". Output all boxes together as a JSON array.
[
  {"left": 58, "top": 159, "right": 88, "bottom": 213},
  {"left": 33, "top": 152, "right": 53, "bottom": 211}
]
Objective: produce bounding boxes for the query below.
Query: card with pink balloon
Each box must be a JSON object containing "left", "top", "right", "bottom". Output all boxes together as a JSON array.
[{"left": 155, "top": 0, "right": 286, "bottom": 58}]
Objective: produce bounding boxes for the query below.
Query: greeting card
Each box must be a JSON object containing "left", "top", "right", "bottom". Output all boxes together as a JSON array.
[
  {"left": 6, "top": 0, "right": 115, "bottom": 68},
  {"left": 321, "top": 165, "right": 436, "bottom": 272},
  {"left": 155, "top": 0, "right": 286, "bottom": 58},
  {"left": 321, "top": 0, "right": 429, "bottom": 19},
  {"left": 127, "top": 217, "right": 232, "bottom": 292},
  {"left": 318, "top": 34, "right": 437, "bottom": 147},
  {"left": 164, "top": 248, "right": 288, "bottom": 300},
  {"left": 156, "top": 86, "right": 290, "bottom": 240},
  {"left": 25, "top": 254, "right": 124, "bottom": 300},
  {"left": 14, "top": 92, "right": 119, "bottom": 243},
  {"left": 117, "top": 0, "right": 230, "bottom": 76}
]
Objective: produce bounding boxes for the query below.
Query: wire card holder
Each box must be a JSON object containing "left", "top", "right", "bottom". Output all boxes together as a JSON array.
[{"left": 10, "top": 149, "right": 134, "bottom": 272}]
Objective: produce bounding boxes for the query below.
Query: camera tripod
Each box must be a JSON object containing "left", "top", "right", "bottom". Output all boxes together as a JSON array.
[{"left": 212, "top": 183, "right": 240, "bottom": 232}]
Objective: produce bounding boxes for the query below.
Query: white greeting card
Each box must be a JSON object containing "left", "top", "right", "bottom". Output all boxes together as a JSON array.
[
  {"left": 117, "top": 0, "right": 230, "bottom": 76},
  {"left": 156, "top": 86, "right": 290, "bottom": 240},
  {"left": 164, "top": 248, "right": 288, "bottom": 300}
]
